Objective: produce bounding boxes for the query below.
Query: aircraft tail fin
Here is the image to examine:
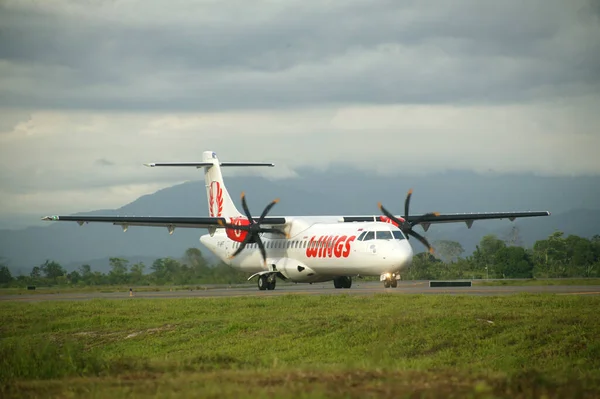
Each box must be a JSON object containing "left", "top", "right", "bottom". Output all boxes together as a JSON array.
[{"left": 144, "top": 151, "right": 274, "bottom": 218}]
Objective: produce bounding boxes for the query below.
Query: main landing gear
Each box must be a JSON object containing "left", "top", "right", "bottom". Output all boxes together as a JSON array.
[
  {"left": 381, "top": 273, "right": 399, "bottom": 288},
  {"left": 333, "top": 276, "right": 352, "bottom": 289},
  {"left": 257, "top": 274, "right": 276, "bottom": 291}
]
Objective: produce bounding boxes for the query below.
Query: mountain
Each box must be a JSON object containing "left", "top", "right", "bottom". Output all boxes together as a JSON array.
[{"left": 1, "top": 167, "right": 599, "bottom": 274}]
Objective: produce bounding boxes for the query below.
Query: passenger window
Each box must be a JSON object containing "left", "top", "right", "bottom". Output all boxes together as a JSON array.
[
  {"left": 363, "top": 231, "right": 375, "bottom": 241},
  {"left": 376, "top": 231, "right": 393, "bottom": 240},
  {"left": 393, "top": 231, "right": 405, "bottom": 240}
]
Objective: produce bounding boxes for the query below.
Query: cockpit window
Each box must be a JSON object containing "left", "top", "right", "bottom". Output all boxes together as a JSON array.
[
  {"left": 393, "top": 231, "right": 406, "bottom": 240},
  {"left": 357, "top": 231, "right": 367, "bottom": 241},
  {"left": 376, "top": 231, "right": 393, "bottom": 240},
  {"left": 363, "top": 231, "right": 375, "bottom": 241}
]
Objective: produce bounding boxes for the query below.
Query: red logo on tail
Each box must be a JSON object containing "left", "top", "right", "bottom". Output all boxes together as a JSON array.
[{"left": 209, "top": 181, "right": 223, "bottom": 217}]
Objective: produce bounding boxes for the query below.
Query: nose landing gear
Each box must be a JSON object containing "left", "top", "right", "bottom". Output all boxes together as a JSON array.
[{"left": 381, "top": 273, "right": 400, "bottom": 288}]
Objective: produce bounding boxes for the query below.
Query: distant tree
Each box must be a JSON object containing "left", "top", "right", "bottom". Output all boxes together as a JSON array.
[
  {"left": 533, "top": 231, "right": 569, "bottom": 277},
  {"left": 40, "top": 260, "right": 66, "bottom": 281},
  {"left": 183, "top": 247, "right": 210, "bottom": 279},
  {"left": 150, "top": 258, "right": 183, "bottom": 284},
  {"left": 433, "top": 240, "right": 465, "bottom": 263},
  {"left": 67, "top": 270, "right": 81, "bottom": 284},
  {"left": 494, "top": 246, "right": 534, "bottom": 278},
  {"left": 405, "top": 253, "right": 442, "bottom": 280},
  {"left": 79, "top": 264, "right": 92, "bottom": 277},
  {"left": 108, "top": 258, "right": 129, "bottom": 284},
  {"left": 129, "top": 262, "right": 146, "bottom": 284},
  {"left": 30, "top": 266, "right": 42, "bottom": 279},
  {"left": 208, "top": 261, "right": 249, "bottom": 284},
  {"left": 0, "top": 265, "right": 13, "bottom": 284},
  {"left": 78, "top": 264, "right": 94, "bottom": 285},
  {"left": 472, "top": 235, "right": 506, "bottom": 278}
]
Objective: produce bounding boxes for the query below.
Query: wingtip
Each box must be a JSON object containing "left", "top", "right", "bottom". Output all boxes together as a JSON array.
[
  {"left": 143, "top": 163, "right": 155, "bottom": 167},
  {"left": 377, "top": 202, "right": 383, "bottom": 210},
  {"left": 273, "top": 198, "right": 280, "bottom": 204},
  {"left": 408, "top": 188, "right": 413, "bottom": 195},
  {"left": 433, "top": 212, "right": 440, "bottom": 217}
]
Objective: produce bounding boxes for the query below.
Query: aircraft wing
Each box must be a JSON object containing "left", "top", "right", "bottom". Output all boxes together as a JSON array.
[
  {"left": 41, "top": 215, "right": 287, "bottom": 232},
  {"left": 342, "top": 211, "right": 550, "bottom": 231}
]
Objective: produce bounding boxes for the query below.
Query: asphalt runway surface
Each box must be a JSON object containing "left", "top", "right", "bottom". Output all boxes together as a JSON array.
[{"left": 2, "top": 281, "right": 600, "bottom": 302}]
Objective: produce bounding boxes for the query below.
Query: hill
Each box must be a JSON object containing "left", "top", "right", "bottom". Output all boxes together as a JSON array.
[{"left": 1, "top": 167, "right": 599, "bottom": 274}]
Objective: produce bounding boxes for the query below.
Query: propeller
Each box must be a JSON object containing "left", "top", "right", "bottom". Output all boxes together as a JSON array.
[
  {"left": 378, "top": 189, "right": 439, "bottom": 254},
  {"left": 217, "top": 192, "right": 286, "bottom": 265}
]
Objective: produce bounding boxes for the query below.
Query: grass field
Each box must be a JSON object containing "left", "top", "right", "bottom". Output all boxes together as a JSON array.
[
  {"left": 474, "top": 278, "right": 600, "bottom": 286},
  {"left": 2, "top": 294, "right": 600, "bottom": 398}
]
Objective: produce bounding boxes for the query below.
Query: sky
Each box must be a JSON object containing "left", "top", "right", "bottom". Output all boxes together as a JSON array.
[{"left": 1, "top": 0, "right": 599, "bottom": 225}]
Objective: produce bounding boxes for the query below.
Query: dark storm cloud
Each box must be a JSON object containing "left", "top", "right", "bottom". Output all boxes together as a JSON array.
[{"left": 0, "top": 0, "right": 598, "bottom": 111}]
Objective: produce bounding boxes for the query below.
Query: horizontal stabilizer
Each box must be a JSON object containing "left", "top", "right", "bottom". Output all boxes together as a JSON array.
[{"left": 144, "top": 162, "right": 274, "bottom": 168}]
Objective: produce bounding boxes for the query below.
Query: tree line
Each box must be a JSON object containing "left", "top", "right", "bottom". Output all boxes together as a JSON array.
[
  {"left": 0, "top": 248, "right": 249, "bottom": 288},
  {"left": 406, "top": 231, "right": 600, "bottom": 280},
  {"left": 0, "top": 231, "right": 599, "bottom": 288}
]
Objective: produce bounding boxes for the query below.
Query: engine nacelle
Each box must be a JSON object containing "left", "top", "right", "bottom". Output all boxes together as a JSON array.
[{"left": 225, "top": 217, "right": 250, "bottom": 242}]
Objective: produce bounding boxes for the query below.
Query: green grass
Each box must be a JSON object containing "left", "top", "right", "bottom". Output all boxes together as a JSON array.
[
  {"left": 1, "top": 294, "right": 600, "bottom": 398},
  {"left": 475, "top": 278, "right": 600, "bottom": 286}
]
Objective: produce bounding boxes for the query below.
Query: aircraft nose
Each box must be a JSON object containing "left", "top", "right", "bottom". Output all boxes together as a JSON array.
[{"left": 386, "top": 243, "right": 413, "bottom": 269}]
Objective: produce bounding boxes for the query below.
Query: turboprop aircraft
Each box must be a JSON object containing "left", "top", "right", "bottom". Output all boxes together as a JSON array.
[{"left": 42, "top": 151, "right": 550, "bottom": 290}]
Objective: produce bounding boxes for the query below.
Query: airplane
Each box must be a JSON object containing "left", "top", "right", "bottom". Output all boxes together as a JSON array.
[{"left": 42, "top": 151, "right": 550, "bottom": 290}]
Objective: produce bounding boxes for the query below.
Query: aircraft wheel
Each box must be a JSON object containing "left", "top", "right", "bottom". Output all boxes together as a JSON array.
[
  {"left": 390, "top": 279, "right": 398, "bottom": 288},
  {"left": 342, "top": 276, "right": 352, "bottom": 289},
  {"left": 333, "top": 278, "right": 343, "bottom": 289},
  {"left": 383, "top": 280, "right": 391, "bottom": 288},
  {"left": 258, "top": 275, "right": 268, "bottom": 291},
  {"left": 267, "top": 279, "right": 276, "bottom": 290}
]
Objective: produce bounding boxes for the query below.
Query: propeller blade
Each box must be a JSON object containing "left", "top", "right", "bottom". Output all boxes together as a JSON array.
[
  {"left": 258, "top": 198, "right": 279, "bottom": 222},
  {"left": 240, "top": 192, "right": 254, "bottom": 222},
  {"left": 230, "top": 234, "right": 252, "bottom": 258},
  {"left": 410, "top": 212, "right": 440, "bottom": 227},
  {"left": 404, "top": 188, "right": 413, "bottom": 219},
  {"left": 378, "top": 202, "right": 405, "bottom": 228},
  {"left": 256, "top": 237, "right": 267, "bottom": 265},
  {"left": 408, "top": 229, "right": 435, "bottom": 254}
]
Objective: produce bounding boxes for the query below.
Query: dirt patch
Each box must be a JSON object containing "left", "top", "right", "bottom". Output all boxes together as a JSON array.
[{"left": 124, "top": 324, "right": 176, "bottom": 339}]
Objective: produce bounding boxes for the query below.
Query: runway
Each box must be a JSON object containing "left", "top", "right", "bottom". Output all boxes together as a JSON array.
[{"left": 2, "top": 281, "right": 600, "bottom": 302}]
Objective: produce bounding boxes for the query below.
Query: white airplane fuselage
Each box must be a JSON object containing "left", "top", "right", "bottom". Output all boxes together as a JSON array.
[{"left": 201, "top": 218, "right": 413, "bottom": 283}]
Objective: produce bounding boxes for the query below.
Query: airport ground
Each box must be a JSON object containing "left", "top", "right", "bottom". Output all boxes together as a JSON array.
[
  {"left": 2, "top": 278, "right": 600, "bottom": 302},
  {"left": 2, "top": 282, "right": 600, "bottom": 398}
]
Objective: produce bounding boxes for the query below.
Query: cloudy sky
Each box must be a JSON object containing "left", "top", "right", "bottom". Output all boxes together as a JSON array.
[{"left": 1, "top": 0, "right": 599, "bottom": 224}]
